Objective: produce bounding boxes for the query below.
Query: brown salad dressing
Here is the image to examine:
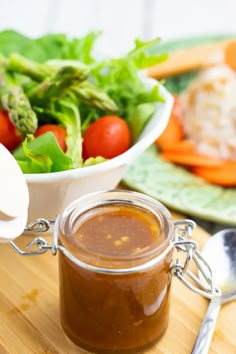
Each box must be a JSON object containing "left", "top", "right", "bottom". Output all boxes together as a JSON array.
[{"left": 59, "top": 203, "right": 173, "bottom": 353}]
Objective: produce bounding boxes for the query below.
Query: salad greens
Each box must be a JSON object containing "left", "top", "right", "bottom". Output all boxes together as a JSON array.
[
  {"left": 0, "top": 30, "right": 98, "bottom": 64},
  {"left": 14, "top": 133, "right": 73, "bottom": 173},
  {"left": 0, "top": 30, "right": 167, "bottom": 173}
]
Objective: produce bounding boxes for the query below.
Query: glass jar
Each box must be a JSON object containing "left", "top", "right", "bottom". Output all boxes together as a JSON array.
[
  {"left": 9, "top": 189, "right": 220, "bottom": 354},
  {"left": 58, "top": 190, "right": 175, "bottom": 353}
]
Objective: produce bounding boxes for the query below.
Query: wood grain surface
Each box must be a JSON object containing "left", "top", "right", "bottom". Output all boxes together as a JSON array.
[{"left": 0, "top": 213, "right": 235, "bottom": 354}]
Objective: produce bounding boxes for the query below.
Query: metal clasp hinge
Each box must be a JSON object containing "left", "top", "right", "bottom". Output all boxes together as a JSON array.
[
  {"left": 171, "top": 219, "right": 221, "bottom": 299},
  {"left": 9, "top": 218, "right": 55, "bottom": 256}
]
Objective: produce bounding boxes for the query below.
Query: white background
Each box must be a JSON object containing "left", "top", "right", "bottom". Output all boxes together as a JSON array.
[{"left": 0, "top": 0, "right": 236, "bottom": 55}]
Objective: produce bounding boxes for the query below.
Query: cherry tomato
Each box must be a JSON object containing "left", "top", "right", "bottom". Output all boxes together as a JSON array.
[
  {"left": 82, "top": 115, "right": 131, "bottom": 159},
  {"left": 35, "top": 124, "right": 67, "bottom": 152},
  {"left": 0, "top": 109, "right": 23, "bottom": 151}
]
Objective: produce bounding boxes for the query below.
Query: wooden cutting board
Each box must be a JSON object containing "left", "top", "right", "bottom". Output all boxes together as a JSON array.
[{"left": 0, "top": 212, "right": 235, "bottom": 354}]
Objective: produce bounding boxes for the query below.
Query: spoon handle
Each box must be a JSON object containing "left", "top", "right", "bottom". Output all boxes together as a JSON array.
[{"left": 191, "top": 298, "right": 221, "bottom": 354}]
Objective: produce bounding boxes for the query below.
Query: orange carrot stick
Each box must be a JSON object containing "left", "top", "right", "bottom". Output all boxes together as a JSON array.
[
  {"left": 160, "top": 139, "right": 195, "bottom": 153},
  {"left": 192, "top": 161, "right": 236, "bottom": 187},
  {"left": 147, "top": 39, "right": 236, "bottom": 79},
  {"left": 160, "top": 151, "right": 223, "bottom": 167},
  {"left": 155, "top": 112, "right": 184, "bottom": 149},
  {"left": 224, "top": 40, "right": 236, "bottom": 71}
]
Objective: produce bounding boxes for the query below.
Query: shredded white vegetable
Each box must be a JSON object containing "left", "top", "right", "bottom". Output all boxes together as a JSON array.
[{"left": 181, "top": 64, "right": 236, "bottom": 161}]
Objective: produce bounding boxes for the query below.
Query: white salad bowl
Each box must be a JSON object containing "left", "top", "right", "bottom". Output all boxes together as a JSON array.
[{"left": 24, "top": 79, "right": 173, "bottom": 222}]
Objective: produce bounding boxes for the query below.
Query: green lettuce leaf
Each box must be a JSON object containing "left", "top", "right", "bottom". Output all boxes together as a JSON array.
[
  {"left": 128, "top": 38, "right": 168, "bottom": 69},
  {"left": 127, "top": 103, "right": 157, "bottom": 142},
  {"left": 13, "top": 133, "right": 73, "bottom": 173},
  {"left": 83, "top": 156, "right": 107, "bottom": 167},
  {"left": 0, "top": 30, "right": 30, "bottom": 57},
  {"left": 41, "top": 95, "right": 83, "bottom": 168},
  {"left": 89, "top": 38, "right": 165, "bottom": 141},
  {"left": 0, "top": 30, "right": 98, "bottom": 64},
  {"left": 61, "top": 31, "right": 100, "bottom": 64}
]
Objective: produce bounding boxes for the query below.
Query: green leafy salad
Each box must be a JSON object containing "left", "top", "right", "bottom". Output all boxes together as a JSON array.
[{"left": 0, "top": 30, "right": 167, "bottom": 173}]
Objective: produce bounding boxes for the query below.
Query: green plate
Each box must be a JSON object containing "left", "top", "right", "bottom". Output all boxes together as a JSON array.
[
  {"left": 123, "top": 35, "right": 236, "bottom": 226},
  {"left": 123, "top": 147, "right": 236, "bottom": 226}
]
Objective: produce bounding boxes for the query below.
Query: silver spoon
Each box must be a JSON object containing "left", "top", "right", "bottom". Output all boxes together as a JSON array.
[{"left": 191, "top": 228, "right": 236, "bottom": 354}]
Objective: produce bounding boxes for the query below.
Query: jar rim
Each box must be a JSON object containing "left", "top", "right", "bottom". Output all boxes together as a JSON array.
[{"left": 58, "top": 190, "right": 175, "bottom": 273}]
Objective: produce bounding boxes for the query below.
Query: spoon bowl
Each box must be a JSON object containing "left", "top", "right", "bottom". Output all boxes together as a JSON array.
[
  {"left": 201, "top": 229, "right": 236, "bottom": 302},
  {"left": 192, "top": 228, "right": 236, "bottom": 354}
]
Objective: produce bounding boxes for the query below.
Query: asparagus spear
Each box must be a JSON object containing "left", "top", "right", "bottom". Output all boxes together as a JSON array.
[
  {"left": 0, "top": 61, "right": 38, "bottom": 135},
  {"left": 6, "top": 53, "right": 118, "bottom": 112},
  {"left": 7, "top": 53, "right": 53, "bottom": 81},
  {"left": 72, "top": 81, "right": 118, "bottom": 112},
  {"left": 28, "top": 65, "right": 89, "bottom": 106},
  {"left": 1, "top": 85, "right": 38, "bottom": 135}
]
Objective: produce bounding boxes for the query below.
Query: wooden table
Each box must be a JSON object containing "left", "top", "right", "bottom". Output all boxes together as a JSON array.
[{"left": 0, "top": 212, "right": 235, "bottom": 354}]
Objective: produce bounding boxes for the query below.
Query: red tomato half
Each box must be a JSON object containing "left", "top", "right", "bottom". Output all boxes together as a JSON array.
[
  {"left": 0, "top": 109, "right": 23, "bottom": 151},
  {"left": 35, "top": 124, "right": 67, "bottom": 152},
  {"left": 82, "top": 115, "right": 131, "bottom": 159}
]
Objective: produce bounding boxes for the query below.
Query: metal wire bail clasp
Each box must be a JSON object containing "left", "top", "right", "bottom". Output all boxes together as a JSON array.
[
  {"left": 171, "top": 219, "right": 221, "bottom": 299},
  {"left": 9, "top": 218, "right": 56, "bottom": 256}
]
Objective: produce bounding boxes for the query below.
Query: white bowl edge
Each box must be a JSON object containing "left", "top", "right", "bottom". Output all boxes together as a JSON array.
[{"left": 25, "top": 82, "right": 173, "bottom": 184}]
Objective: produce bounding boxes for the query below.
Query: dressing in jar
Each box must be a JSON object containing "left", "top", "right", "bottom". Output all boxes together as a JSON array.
[{"left": 58, "top": 190, "right": 174, "bottom": 353}]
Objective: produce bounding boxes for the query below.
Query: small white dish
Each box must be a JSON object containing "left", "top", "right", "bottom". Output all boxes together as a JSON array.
[
  {"left": 0, "top": 210, "right": 28, "bottom": 242},
  {"left": 0, "top": 143, "right": 29, "bottom": 218},
  {"left": 0, "top": 143, "right": 29, "bottom": 241}
]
